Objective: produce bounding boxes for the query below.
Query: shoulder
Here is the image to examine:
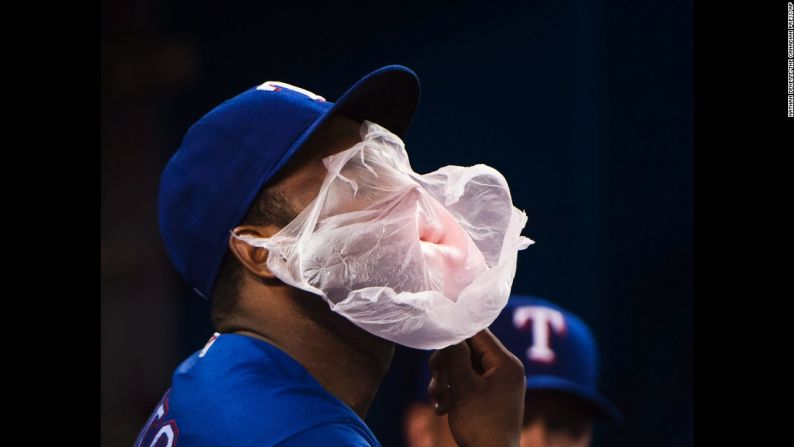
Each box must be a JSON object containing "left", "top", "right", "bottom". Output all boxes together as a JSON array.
[
  {"left": 160, "top": 334, "right": 376, "bottom": 446},
  {"left": 275, "top": 421, "right": 381, "bottom": 447},
  {"left": 168, "top": 376, "right": 374, "bottom": 446}
]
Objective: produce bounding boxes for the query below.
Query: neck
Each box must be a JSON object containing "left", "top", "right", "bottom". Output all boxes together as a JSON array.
[{"left": 223, "top": 285, "right": 395, "bottom": 418}]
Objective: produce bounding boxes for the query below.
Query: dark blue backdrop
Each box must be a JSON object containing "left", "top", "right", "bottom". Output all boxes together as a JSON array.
[{"left": 101, "top": 1, "right": 692, "bottom": 445}]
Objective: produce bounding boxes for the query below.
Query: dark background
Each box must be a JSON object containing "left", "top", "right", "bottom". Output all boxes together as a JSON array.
[{"left": 101, "top": 0, "right": 693, "bottom": 445}]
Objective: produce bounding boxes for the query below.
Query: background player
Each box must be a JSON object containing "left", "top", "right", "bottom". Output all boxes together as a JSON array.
[{"left": 405, "top": 295, "right": 621, "bottom": 447}]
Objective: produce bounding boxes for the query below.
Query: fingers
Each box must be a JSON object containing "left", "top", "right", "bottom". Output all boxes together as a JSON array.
[
  {"left": 466, "top": 329, "right": 515, "bottom": 375},
  {"left": 429, "top": 341, "right": 478, "bottom": 385},
  {"left": 425, "top": 331, "right": 527, "bottom": 447},
  {"left": 428, "top": 373, "right": 451, "bottom": 414},
  {"left": 428, "top": 341, "right": 482, "bottom": 414},
  {"left": 427, "top": 372, "right": 449, "bottom": 397}
]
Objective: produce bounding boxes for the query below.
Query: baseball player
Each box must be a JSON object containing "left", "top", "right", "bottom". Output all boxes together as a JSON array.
[
  {"left": 405, "top": 295, "right": 621, "bottom": 447},
  {"left": 134, "top": 65, "right": 527, "bottom": 447}
]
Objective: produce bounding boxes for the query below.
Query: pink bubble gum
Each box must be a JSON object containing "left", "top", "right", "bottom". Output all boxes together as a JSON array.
[{"left": 416, "top": 194, "right": 488, "bottom": 301}]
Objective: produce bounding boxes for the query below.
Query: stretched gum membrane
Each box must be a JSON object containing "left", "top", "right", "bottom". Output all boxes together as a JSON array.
[{"left": 235, "top": 121, "right": 533, "bottom": 349}]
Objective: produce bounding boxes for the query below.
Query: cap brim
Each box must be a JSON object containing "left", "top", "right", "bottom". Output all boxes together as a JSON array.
[
  {"left": 266, "top": 65, "right": 421, "bottom": 183},
  {"left": 329, "top": 64, "right": 421, "bottom": 137},
  {"left": 525, "top": 375, "right": 624, "bottom": 424}
]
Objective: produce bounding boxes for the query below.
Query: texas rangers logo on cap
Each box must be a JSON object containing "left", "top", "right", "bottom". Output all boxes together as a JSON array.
[
  {"left": 487, "top": 294, "right": 623, "bottom": 423},
  {"left": 513, "top": 305, "right": 567, "bottom": 363}
]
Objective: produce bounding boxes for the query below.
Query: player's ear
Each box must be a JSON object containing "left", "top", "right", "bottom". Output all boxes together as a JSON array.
[{"left": 228, "top": 225, "right": 280, "bottom": 280}]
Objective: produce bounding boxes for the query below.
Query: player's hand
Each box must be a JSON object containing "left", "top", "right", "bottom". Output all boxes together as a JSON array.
[{"left": 428, "top": 329, "right": 525, "bottom": 447}]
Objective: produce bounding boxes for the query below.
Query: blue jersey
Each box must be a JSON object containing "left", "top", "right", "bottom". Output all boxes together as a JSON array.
[{"left": 134, "top": 333, "right": 382, "bottom": 447}]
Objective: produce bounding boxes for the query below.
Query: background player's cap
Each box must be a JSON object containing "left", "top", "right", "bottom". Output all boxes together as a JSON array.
[
  {"left": 158, "top": 65, "right": 421, "bottom": 299},
  {"left": 491, "top": 294, "right": 623, "bottom": 423}
]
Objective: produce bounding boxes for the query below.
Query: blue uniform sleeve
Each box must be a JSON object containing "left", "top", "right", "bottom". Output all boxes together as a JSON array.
[{"left": 275, "top": 422, "right": 380, "bottom": 447}]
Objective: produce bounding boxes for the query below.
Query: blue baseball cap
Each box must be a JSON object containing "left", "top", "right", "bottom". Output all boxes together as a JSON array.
[
  {"left": 158, "top": 65, "right": 421, "bottom": 299},
  {"left": 491, "top": 294, "right": 622, "bottom": 423}
]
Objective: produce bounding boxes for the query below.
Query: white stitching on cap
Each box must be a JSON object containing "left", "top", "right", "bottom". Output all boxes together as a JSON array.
[{"left": 256, "top": 81, "right": 326, "bottom": 101}]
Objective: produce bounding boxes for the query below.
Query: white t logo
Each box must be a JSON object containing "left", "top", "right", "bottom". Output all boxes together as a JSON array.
[
  {"left": 257, "top": 81, "right": 326, "bottom": 101},
  {"left": 512, "top": 306, "right": 567, "bottom": 363}
]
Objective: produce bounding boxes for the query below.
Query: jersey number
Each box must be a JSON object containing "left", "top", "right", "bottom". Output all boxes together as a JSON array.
[{"left": 134, "top": 390, "right": 180, "bottom": 447}]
